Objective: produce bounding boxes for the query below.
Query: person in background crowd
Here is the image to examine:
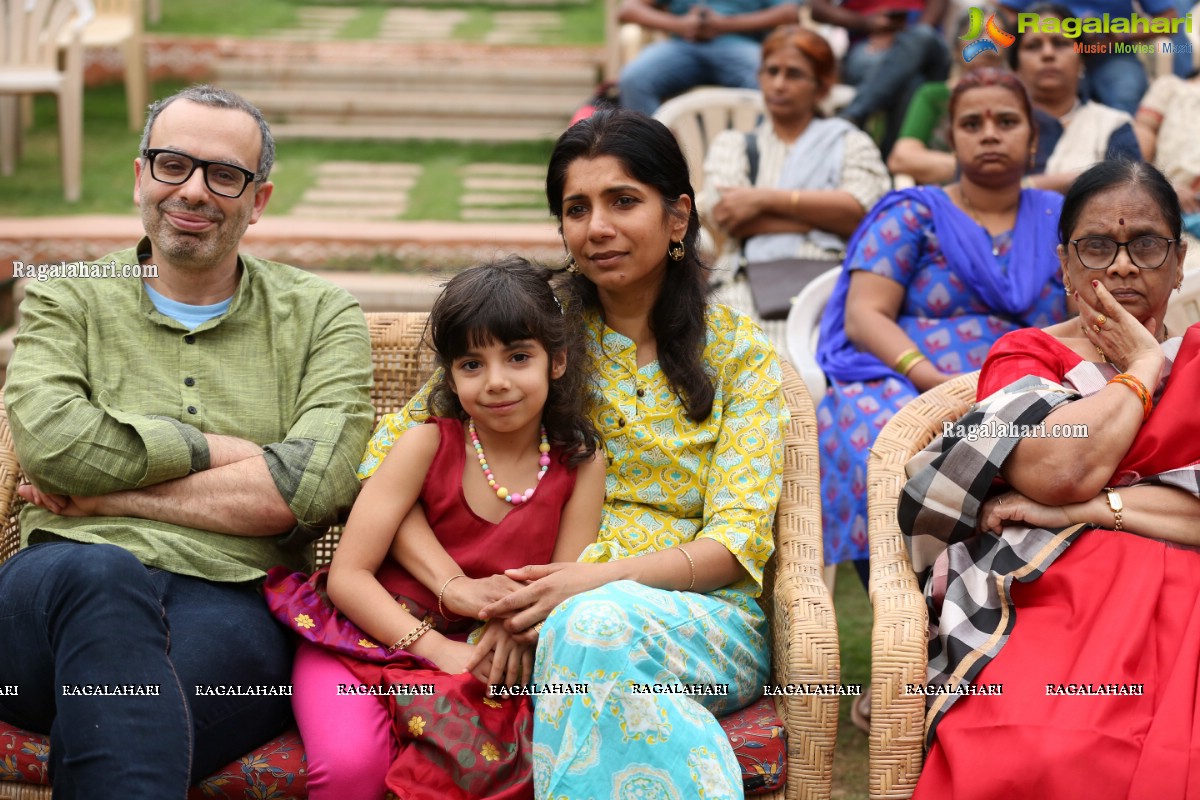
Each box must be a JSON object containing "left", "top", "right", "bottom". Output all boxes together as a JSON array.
[
  {"left": 811, "top": 0, "right": 951, "bottom": 156},
  {"left": 616, "top": 0, "right": 801, "bottom": 115},
  {"left": 1011, "top": 2, "right": 1144, "bottom": 193},
  {"left": 698, "top": 25, "right": 890, "bottom": 359}
]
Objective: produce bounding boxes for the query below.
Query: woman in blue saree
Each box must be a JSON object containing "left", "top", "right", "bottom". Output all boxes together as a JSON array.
[{"left": 815, "top": 68, "right": 1069, "bottom": 594}]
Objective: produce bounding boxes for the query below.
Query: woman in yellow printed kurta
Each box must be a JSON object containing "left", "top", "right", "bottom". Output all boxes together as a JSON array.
[{"left": 360, "top": 108, "right": 786, "bottom": 799}]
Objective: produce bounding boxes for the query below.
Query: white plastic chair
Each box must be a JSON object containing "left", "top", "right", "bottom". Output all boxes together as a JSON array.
[
  {"left": 785, "top": 265, "right": 841, "bottom": 402},
  {"left": 653, "top": 87, "right": 764, "bottom": 194},
  {"left": 0, "top": 0, "right": 92, "bottom": 202},
  {"left": 61, "top": 0, "right": 148, "bottom": 131}
]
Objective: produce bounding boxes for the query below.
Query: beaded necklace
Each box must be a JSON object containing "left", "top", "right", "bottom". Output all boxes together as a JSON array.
[{"left": 468, "top": 419, "right": 551, "bottom": 505}]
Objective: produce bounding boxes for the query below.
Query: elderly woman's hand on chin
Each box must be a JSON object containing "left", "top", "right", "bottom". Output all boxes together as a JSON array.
[{"left": 1074, "top": 280, "right": 1165, "bottom": 378}]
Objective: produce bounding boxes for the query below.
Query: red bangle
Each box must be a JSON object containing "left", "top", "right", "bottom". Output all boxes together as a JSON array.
[{"left": 1108, "top": 373, "right": 1152, "bottom": 421}]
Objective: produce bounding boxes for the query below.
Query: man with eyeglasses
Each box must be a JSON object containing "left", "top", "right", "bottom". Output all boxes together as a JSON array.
[{"left": 0, "top": 85, "right": 374, "bottom": 798}]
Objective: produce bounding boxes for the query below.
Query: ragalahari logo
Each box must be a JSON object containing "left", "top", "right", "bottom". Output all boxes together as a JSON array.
[{"left": 960, "top": 7, "right": 1016, "bottom": 61}]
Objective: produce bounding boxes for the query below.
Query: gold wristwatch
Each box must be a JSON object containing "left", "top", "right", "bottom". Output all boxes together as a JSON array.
[{"left": 1105, "top": 488, "right": 1123, "bottom": 531}]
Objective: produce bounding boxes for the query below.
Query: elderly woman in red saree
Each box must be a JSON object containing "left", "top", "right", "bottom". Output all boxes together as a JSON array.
[{"left": 900, "top": 159, "right": 1198, "bottom": 798}]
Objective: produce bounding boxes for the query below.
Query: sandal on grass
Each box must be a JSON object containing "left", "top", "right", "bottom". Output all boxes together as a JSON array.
[{"left": 851, "top": 692, "right": 871, "bottom": 734}]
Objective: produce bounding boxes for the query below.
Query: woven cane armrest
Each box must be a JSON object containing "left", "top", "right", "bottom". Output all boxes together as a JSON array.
[
  {"left": 866, "top": 372, "right": 979, "bottom": 800},
  {"left": 765, "top": 361, "right": 839, "bottom": 800}
]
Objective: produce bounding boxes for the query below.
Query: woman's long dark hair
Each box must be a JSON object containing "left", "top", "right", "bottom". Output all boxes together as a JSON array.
[
  {"left": 545, "top": 108, "right": 715, "bottom": 422},
  {"left": 426, "top": 256, "right": 597, "bottom": 466}
]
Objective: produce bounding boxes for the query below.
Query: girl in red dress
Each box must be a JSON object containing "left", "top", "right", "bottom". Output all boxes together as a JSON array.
[{"left": 266, "top": 257, "right": 605, "bottom": 800}]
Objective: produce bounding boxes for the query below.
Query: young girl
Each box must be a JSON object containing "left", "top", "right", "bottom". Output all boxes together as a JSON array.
[{"left": 264, "top": 257, "right": 605, "bottom": 800}]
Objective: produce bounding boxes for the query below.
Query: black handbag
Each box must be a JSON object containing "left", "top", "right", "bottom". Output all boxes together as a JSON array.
[{"left": 742, "top": 258, "right": 834, "bottom": 320}]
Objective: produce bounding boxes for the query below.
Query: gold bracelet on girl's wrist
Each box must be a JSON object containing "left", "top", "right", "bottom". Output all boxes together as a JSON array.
[{"left": 386, "top": 618, "right": 433, "bottom": 654}]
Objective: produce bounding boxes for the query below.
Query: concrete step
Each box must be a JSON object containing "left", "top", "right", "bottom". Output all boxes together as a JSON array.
[
  {"left": 216, "top": 54, "right": 595, "bottom": 141},
  {"left": 267, "top": 120, "right": 566, "bottom": 142},
  {"left": 215, "top": 60, "right": 596, "bottom": 92},
  {"left": 238, "top": 88, "right": 583, "bottom": 117}
]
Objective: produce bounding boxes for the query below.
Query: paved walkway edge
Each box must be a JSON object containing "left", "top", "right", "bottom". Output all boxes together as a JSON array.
[{"left": 1, "top": 216, "right": 564, "bottom": 276}]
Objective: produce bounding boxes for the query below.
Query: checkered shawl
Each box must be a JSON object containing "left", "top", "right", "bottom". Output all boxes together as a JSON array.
[{"left": 898, "top": 355, "right": 1200, "bottom": 746}]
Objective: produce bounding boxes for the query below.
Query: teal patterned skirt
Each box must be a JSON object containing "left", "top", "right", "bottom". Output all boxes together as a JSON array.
[{"left": 531, "top": 580, "right": 768, "bottom": 800}]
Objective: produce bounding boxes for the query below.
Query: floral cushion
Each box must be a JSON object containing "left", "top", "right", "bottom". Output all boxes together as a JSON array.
[
  {"left": 0, "top": 720, "right": 307, "bottom": 799},
  {"left": 719, "top": 695, "right": 789, "bottom": 795},
  {"left": 1, "top": 697, "right": 786, "bottom": 797}
]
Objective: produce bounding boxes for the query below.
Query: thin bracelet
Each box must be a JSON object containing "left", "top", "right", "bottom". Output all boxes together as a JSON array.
[
  {"left": 437, "top": 573, "right": 467, "bottom": 621},
  {"left": 677, "top": 546, "right": 696, "bottom": 592},
  {"left": 790, "top": 189, "right": 800, "bottom": 211},
  {"left": 1108, "top": 373, "right": 1152, "bottom": 421},
  {"left": 386, "top": 618, "right": 433, "bottom": 654}
]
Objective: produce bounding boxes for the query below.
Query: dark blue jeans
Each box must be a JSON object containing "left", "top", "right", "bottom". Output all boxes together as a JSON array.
[
  {"left": 0, "top": 542, "right": 293, "bottom": 799},
  {"left": 841, "top": 24, "right": 951, "bottom": 154}
]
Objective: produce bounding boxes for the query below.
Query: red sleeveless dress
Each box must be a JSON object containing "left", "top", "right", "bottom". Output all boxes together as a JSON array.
[
  {"left": 369, "top": 415, "right": 574, "bottom": 629},
  {"left": 265, "top": 416, "right": 578, "bottom": 800}
]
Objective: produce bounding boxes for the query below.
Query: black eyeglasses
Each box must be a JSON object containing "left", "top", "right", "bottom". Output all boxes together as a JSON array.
[
  {"left": 142, "top": 148, "right": 257, "bottom": 198},
  {"left": 1069, "top": 235, "right": 1178, "bottom": 270}
]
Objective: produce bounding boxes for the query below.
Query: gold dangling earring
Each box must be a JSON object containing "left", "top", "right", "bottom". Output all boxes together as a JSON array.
[
  {"left": 564, "top": 254, "right": 578, "bottom": 273},
  {"left": 668, "top": 240, "right": 685, "bottom": 262}
]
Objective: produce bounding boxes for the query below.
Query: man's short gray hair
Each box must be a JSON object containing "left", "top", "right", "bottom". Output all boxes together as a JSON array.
[{"left": 139, "top": 85, "right": 275, "bottom": 182}]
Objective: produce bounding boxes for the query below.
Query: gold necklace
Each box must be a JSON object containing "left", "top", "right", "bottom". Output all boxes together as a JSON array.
[{"left": 956, "top": 185, "right": 1012, "bottom": 257}]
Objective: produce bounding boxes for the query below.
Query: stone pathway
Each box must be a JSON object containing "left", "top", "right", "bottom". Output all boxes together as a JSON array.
[
  {"left": 485, "top": 12, "right": 564, "bottom": 44},
  {"left": 287, "top": 162, "right": 551, "bottom": 223},
  {"left": 377, "top": 9, "right": 467, "bottom": 43},
  {"left": 262, "top": 7, "right": 361, "bottom": 41},
  {"left": 289, "top": 162, "right": 423, "bottom": 220},
  {"left": 459, "top": 164, "right": 550, "bottom": 222}
]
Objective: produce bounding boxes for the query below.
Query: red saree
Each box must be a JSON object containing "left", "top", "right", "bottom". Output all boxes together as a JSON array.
[{"left": 915, "top": 325, "right": 1200, "bottom": 800}]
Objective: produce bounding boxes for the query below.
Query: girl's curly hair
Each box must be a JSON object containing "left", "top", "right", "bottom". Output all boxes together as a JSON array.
[{"left": 426, "top": 255, "right": 597, "bottom": 466}]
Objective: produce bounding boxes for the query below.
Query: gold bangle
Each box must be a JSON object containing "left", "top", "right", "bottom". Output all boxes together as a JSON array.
[
  {"left": 677, "top": 545, "right": 696, "bottom": 592},
  {"left": 790, "top": 189, "right": 800, "bottom": 210},
  {"left": 386, "top": 618, "right": 433, "bottom": 654},
  {"left": 899, "top": 354, "right": 927, "bottom": 377},
  {"left": 437, "top": 573, "right": 467, "bottom": 621},
  {"left": 893, "top": 348, "right": 926, "bottom": 376}
]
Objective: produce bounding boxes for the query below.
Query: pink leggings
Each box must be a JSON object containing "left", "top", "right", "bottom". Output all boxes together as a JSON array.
[{"left": 292, "top": 642, "right": 395, "bottom": 800}]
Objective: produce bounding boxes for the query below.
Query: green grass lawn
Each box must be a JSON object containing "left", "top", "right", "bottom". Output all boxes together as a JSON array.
[
  {"left": 0, "top": 83, "right": 555, "bottom": 222},
  {"left": 831, "top": 561, "right": 872, "bottom": 800}
]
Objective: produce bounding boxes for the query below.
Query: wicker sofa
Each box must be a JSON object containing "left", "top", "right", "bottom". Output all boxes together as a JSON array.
[{"left": 0, "top": 311, "right": 840, "bottom": 800}]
